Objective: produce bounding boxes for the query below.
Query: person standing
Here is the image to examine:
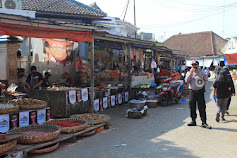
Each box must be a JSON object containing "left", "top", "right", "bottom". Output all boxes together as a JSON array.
[
  {"left": 222, "top": 66, "right": 236, "bottom": 114},
  {"left": 213, "top": 70, "right": 232, "bottom": 121},
  {"left": 185, "top": 61, "right": 211, "bottom": 129},
  {"left": 26, "top": 66, "right": 43, "bottom": 89},
  {"left": 41, "top": 72, "right": 52, "bottom": 88}
]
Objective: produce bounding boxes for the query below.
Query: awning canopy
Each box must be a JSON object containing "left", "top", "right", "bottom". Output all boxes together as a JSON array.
[
  {"left": 0, "top": 23, "right": 93, "bottom": 42},
  {"left": 224, "top": 54, "right": 237, "bottom": 66}
]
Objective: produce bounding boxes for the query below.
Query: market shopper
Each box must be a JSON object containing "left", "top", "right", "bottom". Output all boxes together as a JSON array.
[
  {"left": 26, "top": 66, "right": 43, "bottom": 89},
  {"left": 185, "top": 61, "right": 211, "bottom": 129},
  {"left": 213, "top": 70, "right": 232, "bottom": 122},
  {"left": 41, "top": 72, "right": 52, "bottom": 88},
  {"left": 222, "top": 66, "right": 236, "bottom": 114}
]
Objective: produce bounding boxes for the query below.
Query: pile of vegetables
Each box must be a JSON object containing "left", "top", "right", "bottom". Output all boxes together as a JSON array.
[
  {"left": 0, "top": 135, "right": 8, "bottom": 141},
  {"left": 47, "top": 120, "right": 80, "bottom": 127},
  {"left": 135, "top": 84, "right": 150, "bottom": 88},
  {"left": 7, "top": 98, "right": 44, "bottom": 105}
]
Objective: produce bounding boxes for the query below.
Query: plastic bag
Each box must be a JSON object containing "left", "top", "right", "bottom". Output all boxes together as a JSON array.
[{"left": 7, "top": 83, "right": 18, "bottom": 92}]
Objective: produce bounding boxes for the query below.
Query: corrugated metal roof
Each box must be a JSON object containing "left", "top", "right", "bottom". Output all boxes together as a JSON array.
[{"left": 0, "top": 0, "right": 106, "bottom": 16}]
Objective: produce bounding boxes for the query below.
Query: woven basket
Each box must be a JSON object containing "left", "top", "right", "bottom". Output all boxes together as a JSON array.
[
  {"left": 8, "top": 99, "right": 47, "bottom": 110},
  {"left": 0, "top": 133, "right": 22, "bottom": 144},
  {"left": 0, "top": 104, "right": 19, "bottom": 114},
  {"left": 0, "top": 140, "right": 17, "bottom": 154},
  {"left": 79, "top": 130, "right": 96, "bottom": 137},
  {"left": 70, "top": 113, "right": 110, "bottom": 125},
  {"left": 44, "top": 118, "right": 88, "bottom": 133},
  {"left": 128, "top": 111, "right": 142, "bottom": 119},
  {"left": 7, "top": 124, "right": 61, "bottom": 145},
  {"left": 28, "top": 143, "right": 59, "bottom": 154}
]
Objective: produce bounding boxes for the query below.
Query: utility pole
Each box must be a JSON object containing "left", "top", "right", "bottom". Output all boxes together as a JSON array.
[{"left": 134, "top": 0, "right": 136, "bottom": 39}]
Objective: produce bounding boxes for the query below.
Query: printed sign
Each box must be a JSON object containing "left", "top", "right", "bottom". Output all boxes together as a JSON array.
[
  {"left": 10, "top": 113, "right": 18, "bottom": 129},
  {"left": 94, "top": 99, "right": 100, "bottom": 112},
  {"left": 29, "top": 111, "right": 37, "bottom": 125},
  {"left": 81, "top": 88, "right": 89, "bottom": 101},
  {"left": 108, "top": 97, "right": 111, "bottom": 107},
  {"left": 0, "top": 114, "right": 9, "bottom": 133},
  {"left": 37, "top": 109, "right": 46, "bottom": 125},
  {"left": 19, "top": 111, "right": 29, "bottom": 127},
  {"left": 65, "top": 91, "right": 69, "bottom": 105},
  {"left": 77, "top": 90, "right": 82, "bottom": 102},
  {"left": 43, "top": 39, "right": 74, "bottom": 67},
  {"left": 125, "top": 92, "right": 129, "bottom": 102},
  {"left": 103, "top": 97, "right": 108, "bottom": 109},
  {"left": 115, "top": 95, "right": 118, "bottom": 105},
  {"left": 111, "top": 95, "right": 115, "bottom": 106},
  {"left": 69, "top": 90, "right": 76, "bottom": 104},
  {"left": 46, "top": 108, "right": 50, "bottom": 121},
  {"left": 118, "top": 94, "right": 122, "bottom": 104}
]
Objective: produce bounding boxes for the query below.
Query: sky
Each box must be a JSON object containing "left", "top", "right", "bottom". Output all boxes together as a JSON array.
[{"left": 78, "top": 0, "right": 237, "bottom": 42}]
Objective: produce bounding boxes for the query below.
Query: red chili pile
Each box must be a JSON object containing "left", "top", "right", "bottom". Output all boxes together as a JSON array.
[
  {"left": 47, "top": 120, "right": 80, "bottom": 127},
  {"left": 0, "top": 135, "right": 8, "bottom": 141}
]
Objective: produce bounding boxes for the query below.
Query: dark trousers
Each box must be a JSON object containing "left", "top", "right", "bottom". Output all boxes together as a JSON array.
[
  {"left": 226, "top": 97, "right": 231, "bottom": 110},
  {"left": 189, "top": 89, "right": 207, "bottom": 123}
]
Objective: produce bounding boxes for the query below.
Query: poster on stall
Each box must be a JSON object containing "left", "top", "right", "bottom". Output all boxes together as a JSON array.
[
  {"left": 108, "top": 97, "right": 111, "bottom": 107},
  {"left": 65, "top": 91, "right": 69, "bottom": 105},
  {"left": 94, "top": 99, "right": 100, "bottom": 112},
  {"left": 29, "top": 111, "right": 37, "bottom": 125},
  {"left": 37, "top": 109, "right": 46, "bottom": 125},
  {"left": 69, "top": 90, "right": 76, "bottom": 104},
  {"left": 76, "top": 90, "right": 82, "bottom": 102},
  {"left": 43, "top": 39, "right": 74, "bottom": 67},
  {"left": 81, "top": 88, "right": 88, "bottom": 101},
  {"left": 125, "top": 92, "right": 129, "bottom": 102},
  {"left": 115, "top": 95, "right": 118, "bottom": 105},
  {"left": 10, "top": 113, "right": 18, "bottom": 129},
  {"left": 19, "top": 111, "right": 29, "bottom": 127},
  {"left": 0, "top": 114, "right": 9, "bottom": 133},
  {"left": 103, "top": 97, "right": 108, "bottom": 109},
  {"left": 118, "top": 94, "right": 122, "bottom": 104},
  {"left": 111, "top": 96, "right": 115, "bottom": 106}
]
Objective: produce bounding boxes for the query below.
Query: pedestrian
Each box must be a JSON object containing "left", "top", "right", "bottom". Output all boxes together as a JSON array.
[
  {"left": 185, "top": 61, "right": 211, "bottom": 129},
  {"left": 213, "top": 70, "right": 232, "bottom": 122},
  {"left": 41, "top": 72, "right": 52, "bottom": 88},
  {"left": 26, "top": 66, "right": 43, "bottom": 89},
  {"left": 222, "top": 66, "right": 236, "bottom": 115}
]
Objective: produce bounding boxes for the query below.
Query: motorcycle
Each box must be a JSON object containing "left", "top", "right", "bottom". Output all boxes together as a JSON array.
[{"left": 159, "top": 76, "right": 181, "bottom": 106}]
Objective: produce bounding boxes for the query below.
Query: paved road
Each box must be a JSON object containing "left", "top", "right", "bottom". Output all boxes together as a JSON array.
[{"left": 32, "top": 80, "right": 237, "bottom": 158}]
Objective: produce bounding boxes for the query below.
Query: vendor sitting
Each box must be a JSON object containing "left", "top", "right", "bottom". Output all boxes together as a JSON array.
[
  {"left": 63, "top": 72, "right": 74, "bottom": 87},
  {"left": 41, "top": 72, "right": 52, "bottom": 88}
]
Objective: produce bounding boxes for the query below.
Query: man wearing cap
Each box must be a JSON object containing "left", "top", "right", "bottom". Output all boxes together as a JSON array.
[
  {"left": 41, "top": 72, "right": 52, "bottom": 88},
  {"left": 185, "top": 61, "right": 211, "bottom": 129},
  {"left": 26, "top": 66, "right": 43, "bottom": 89}
]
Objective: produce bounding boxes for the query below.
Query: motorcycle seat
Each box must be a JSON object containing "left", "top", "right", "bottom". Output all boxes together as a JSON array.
[{"left": 171, "top": 82, "right": 180, "bottom": 89}]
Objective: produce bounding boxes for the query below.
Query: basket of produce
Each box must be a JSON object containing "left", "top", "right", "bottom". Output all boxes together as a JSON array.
[
  {"left": 7, "top": 98, "right": 47, "bottom": 110},
  {"left": 0, "top": 139, "right": 17, "bottom": 154},
  {"left": 127, "top": 109, "right": 143, "bottom": 119},
  {"left": 44, "top": 118, "right": 88, "bottom": 133},
  {"left": 7, "top": 124, "right": 61, "bottom": 144},
  {"left": 79, "top": 129, "right": 96, "bottom": 137},
  {"left": 28, "top": 143, "right": 59, "bottom": 154},
  {"left": 0, "top": 103, "right": 19, "bottom": 114},
  {"left": 146, "top": 99, "right": 159, "bottom": 108},
  {"left": 0, "top": 134, "right": 22, "bottom": 144},
  {"left": 129, "top": 100, "right": 146, "bottom": 111},
  {"left": 70, "top": 113, "right": 110, "bottom": 125}
]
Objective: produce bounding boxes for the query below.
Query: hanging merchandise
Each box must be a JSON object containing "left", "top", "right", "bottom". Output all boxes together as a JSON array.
[
  {"left": 111, "top": 96, "right": 115, "bottom": 106},
  {"left": 0, "top": 114, "right": 9, "bottom": 133},
  {"left": 103, "top": 97, "right": 108, "bottom": 109},
  {"left": 81, "top": 88, "right": 89, "bottom": 101},
  {"left": 37, "top": 109, "right": 46, "bottom": 125},
  {"left": 19, "top": 111, "right": 29, "bottom": 127},
  {"left": 68, "top": 90, "right": 76, "bottom": 104}
]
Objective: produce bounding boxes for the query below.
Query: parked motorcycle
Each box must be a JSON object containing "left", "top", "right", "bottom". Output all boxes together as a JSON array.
[{"left": 159, "top": 77, "right": 181, "bottom": 106}]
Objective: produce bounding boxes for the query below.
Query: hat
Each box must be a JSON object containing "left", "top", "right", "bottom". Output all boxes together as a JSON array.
[
  {"left": 45, "top": 72, "right": 51, "bottom": 76},
  {"left": 191, "top": 61, "right": 199, "bottom": 65}
]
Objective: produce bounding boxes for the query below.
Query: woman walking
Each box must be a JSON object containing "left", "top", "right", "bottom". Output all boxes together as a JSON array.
[{"left": 213, "top": 70, "right": 232, "bottom": 122}]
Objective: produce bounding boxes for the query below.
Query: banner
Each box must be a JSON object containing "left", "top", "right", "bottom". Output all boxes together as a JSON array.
[
  {"left": 19, "top": 111, "right": 29, "bottom": 127},
  {"left": 81, "top": 88, "right": 89, "bottom": 101},
  {"left": 94, "top": 99, "right": 100, "bottom": 112},
  {"left": 37, "top": 109, "right": 46, "bottom": 125},
  {"left": 43, "top": 39, "right": 74, "bottom": 67},
  {"left": 111, "top": 96, "right": 115, "bottom": 106},
  {"left": 69, "top": 90, "right": 76, "bottom": 104},
  {"left": 103, "top": 97, "right": 108, "bottom": 109},
  {"left": 0, "top": 114, "right": 9, "bottom": 133},
  {"left": 76, "top": 90, "right": 82, "bottom": 102},
  {"left": 118, "top": 94, "right": 122, "bottom": 104},
  {"left": 125, "top": 92, "right": 129, "bottom": 102}
]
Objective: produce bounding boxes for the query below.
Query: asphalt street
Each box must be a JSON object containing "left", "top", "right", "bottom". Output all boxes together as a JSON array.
[{"left": 31, "top": 79, "right": 237, "bottom": 158}]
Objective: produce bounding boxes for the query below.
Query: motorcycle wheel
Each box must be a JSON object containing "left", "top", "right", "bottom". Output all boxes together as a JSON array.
[{"left": 160, "top": 94, "right": 169, "bottom": 106}]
